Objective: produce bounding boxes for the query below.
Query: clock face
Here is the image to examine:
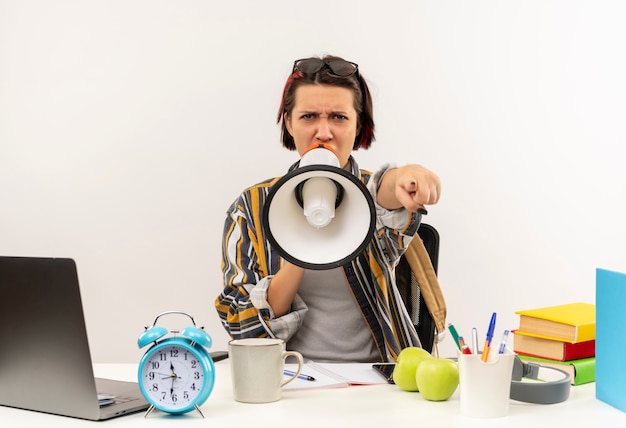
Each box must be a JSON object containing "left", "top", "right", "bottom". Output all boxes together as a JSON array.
[{"left": 138, "top": 340, "right": 214, "bottom": 414}]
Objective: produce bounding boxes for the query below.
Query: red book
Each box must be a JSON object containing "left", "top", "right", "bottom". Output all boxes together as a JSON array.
[{"left": 513, "top": 330, "right": 595, "bottom": 361}]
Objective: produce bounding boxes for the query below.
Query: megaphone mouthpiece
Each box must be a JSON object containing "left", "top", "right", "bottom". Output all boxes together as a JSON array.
[{"left": 299, "top": 144, "right": 341, "bottom": 168}]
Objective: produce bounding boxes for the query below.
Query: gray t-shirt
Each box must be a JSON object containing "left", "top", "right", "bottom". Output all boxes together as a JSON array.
[{"left": 286, "top": 268, "right": 379, "bottom": 363}]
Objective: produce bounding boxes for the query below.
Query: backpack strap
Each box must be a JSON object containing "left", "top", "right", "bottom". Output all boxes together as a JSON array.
[{"left": 403, "top": 235, "right": 447, "bottom": 335}]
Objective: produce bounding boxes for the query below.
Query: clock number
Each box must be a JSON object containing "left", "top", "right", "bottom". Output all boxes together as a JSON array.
[
  {"left": 159, "top": 352, "right": 167, "bottom": 361},
  {"left": 170, "top": 349, "right": 179, "bottom": 358},
  {"left": 194, "top": 371, "right": 200, "bottom": 380},
  {"left": 152, "top": 383, "right": 159, "bottom": 392},
  {"left": 151, "top": 361, "right": 160, "bottom": 369},
  {"left": 191, "top": 359, "right": 197, "bottom": 368},
  {"left": 148, "top": 372, "right": 155, "bottom": 380}
]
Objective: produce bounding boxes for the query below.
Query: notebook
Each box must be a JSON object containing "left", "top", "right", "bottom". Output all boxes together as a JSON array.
[{"left": 0, "top": 256, "right": 149, "bottom": 420}]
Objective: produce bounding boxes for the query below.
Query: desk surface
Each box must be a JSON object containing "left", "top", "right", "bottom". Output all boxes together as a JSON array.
[{"left": 1, "top": 361, "right": 624, "bottom": 426}]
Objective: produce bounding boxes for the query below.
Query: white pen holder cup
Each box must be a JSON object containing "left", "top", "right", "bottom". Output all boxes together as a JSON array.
[
  {"left": 458, "top": 349, "right": 515, "bottom": 418},
  {"left": 229, "top": 338, "right": 303, "bottom": 404}
]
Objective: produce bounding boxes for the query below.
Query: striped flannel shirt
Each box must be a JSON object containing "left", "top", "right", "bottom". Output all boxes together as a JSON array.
[{"left": 214, "top": 157, "right": 423, "bottom": 361}]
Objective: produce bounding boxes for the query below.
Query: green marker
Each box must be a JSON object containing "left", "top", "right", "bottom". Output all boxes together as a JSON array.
[{"left": 448, "top": 323, "right": 462, "bottom": 350}]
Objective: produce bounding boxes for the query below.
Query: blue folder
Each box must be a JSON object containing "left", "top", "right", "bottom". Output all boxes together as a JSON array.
[{"left": 596, "top": 268, "right": 626, "bottom": 412}]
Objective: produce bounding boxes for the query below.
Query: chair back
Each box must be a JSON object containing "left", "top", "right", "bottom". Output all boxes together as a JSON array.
[{"left": 395, "top": 223, "right": 446, "bottom": 353}]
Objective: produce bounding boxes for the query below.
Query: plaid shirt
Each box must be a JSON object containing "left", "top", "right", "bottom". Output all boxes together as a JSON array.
[{"left": 215, "top": 157, "right": 423, "bottom": 361}]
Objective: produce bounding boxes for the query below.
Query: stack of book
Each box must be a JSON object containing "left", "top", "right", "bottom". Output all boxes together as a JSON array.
[{"left": 513, "top": 302, "right": 596, "bottom": 386}]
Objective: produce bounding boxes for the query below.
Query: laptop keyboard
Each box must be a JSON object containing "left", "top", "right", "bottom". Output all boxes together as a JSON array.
[
  {"left": 98, "top": 393, "right": 139, "bottom": 407},
  {"left": 114, "top": 395, "right": 139, "bottom": 404}
]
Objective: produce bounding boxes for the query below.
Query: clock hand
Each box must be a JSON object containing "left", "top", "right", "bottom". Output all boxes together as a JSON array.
[
  {"left": 150, "top": 371, "right": 178, "bottom": 380},
  {"left": 168, "top": 361, "right": 183, "bottom": 381},
  {"left": 168, "top": 361, "right": 182, "bottom": 398},
  {"left": 170, "top": 371, "right": 177, "bottom": 398}
]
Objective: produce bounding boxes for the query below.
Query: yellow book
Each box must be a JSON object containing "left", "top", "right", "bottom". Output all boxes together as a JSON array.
[{"left": 515, "top": 302, "right": 595, "bottom": 343}]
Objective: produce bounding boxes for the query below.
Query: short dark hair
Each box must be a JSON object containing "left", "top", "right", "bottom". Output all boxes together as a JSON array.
[{"left": 276, "top": 55, "right": 375, "bottom": 151}]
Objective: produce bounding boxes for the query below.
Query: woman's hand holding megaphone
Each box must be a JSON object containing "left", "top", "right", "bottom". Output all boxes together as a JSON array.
[{"left": 267, "top": 261, "right": 306, "bottom": 318}]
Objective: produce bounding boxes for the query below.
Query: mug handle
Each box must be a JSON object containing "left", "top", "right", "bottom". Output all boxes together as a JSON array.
[{"left": 280, "top": 350, "right": 304, "bottom": 387}]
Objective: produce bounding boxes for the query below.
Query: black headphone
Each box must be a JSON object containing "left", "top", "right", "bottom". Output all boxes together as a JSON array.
[{"left": 510, "top": 356, "right": 571, "bottom": 404}]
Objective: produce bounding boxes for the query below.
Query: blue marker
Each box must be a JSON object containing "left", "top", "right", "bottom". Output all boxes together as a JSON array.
[{"left": 498, "top": 329, "right": 510, "bottom": 354}]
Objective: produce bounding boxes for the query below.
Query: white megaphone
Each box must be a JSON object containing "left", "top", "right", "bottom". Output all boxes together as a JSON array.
[{"left": 262, "top": 143, "right": 376, "bottom": 270}]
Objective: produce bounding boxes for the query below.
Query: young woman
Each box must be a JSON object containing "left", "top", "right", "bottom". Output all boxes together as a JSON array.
[{"left": 215, "top": 55, "right": 441, "bottom": 362}]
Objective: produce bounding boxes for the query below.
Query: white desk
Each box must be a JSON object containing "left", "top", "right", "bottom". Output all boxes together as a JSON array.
[{"left": 1, "top": 360, "right": 624, "bottom": 427}]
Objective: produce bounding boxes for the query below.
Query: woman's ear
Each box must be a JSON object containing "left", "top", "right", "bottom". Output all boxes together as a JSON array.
[{"left": 284, "top": 112, "right": 293, "bottom": 136}]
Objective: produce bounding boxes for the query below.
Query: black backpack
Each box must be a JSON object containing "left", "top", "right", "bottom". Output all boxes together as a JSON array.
[{"left": 395, "top": 224, "right": 446, "bottom": 353}]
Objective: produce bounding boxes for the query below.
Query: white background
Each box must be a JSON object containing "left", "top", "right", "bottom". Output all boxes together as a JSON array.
[{"left": 1, "top": 0, "right": 624, "bottom": 363}]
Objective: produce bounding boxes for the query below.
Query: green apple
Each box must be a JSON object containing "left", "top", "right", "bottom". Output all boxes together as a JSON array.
[
  {"left": 392, "top": 347, "right": 433, "bottom": 392},
  {"left": 415, "top": 357, "right": 459, "bottom": 401}
]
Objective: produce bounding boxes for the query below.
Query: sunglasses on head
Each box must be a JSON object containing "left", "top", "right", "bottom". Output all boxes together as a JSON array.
[{"left": 292, "top": 58, "right": 359, "bottom": 77}]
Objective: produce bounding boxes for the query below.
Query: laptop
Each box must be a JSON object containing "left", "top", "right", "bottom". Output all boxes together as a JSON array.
[{"left": 0, "top": 256, "right": 150, "bottom": 420}]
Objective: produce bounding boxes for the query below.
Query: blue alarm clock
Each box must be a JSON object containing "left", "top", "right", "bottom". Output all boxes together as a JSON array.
[{"left": 137, "top": 311, "right": 215, "bottom": 417}]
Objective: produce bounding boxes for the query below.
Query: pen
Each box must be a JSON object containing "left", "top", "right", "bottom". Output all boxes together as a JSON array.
[
  {"left": 458, "top": 336, "right": 466, "bottom": 348},
  {"left": 459, "top": 337, "right": 472, "bottom": 354},
  {"left": 471, "top": 327, "right": 479, "bottom": 354},
  {"left": 481, "top": 312, "right": 497, "bottom": 362},
  {"left": 498, "top": 329, "right": 510, "bottom": 354},
  {"left": 284, "top": 369, "right": 316, "bottom": 381},
  {"left": 448, "top": 323, "right": 462, "bottom": 350}
]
